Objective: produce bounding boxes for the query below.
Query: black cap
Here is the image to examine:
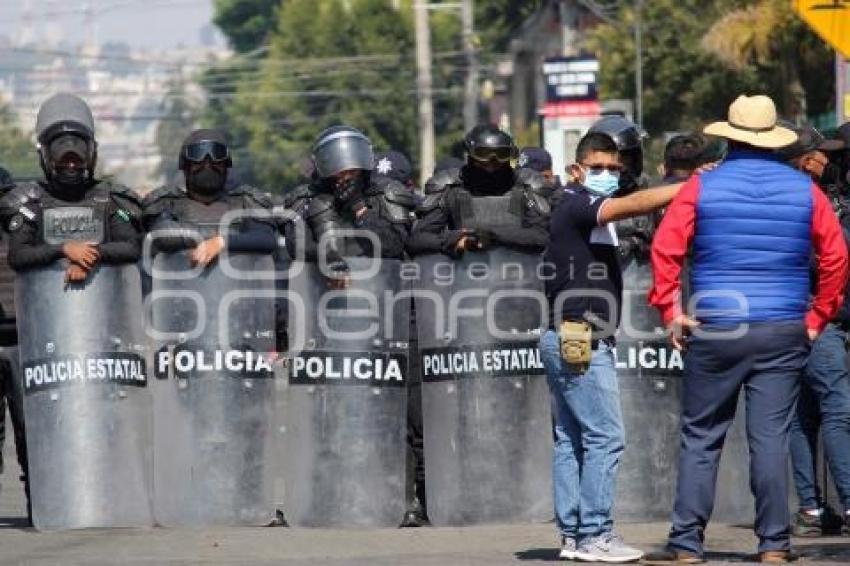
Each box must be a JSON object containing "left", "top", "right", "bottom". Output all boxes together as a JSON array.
[
  {"left": 776, "top": 124, "right": 845, "bottom": 161},
  {"left": 517, "top": 147, "right": 553, "bottom": 172},
  {"left": 373, "top": 150, "right": 413, "bottom": 184}
]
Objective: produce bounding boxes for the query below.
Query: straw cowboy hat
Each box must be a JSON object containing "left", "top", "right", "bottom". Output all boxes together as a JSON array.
[{"left": 704, "top": 95, "right": 798, "bottom": 149}]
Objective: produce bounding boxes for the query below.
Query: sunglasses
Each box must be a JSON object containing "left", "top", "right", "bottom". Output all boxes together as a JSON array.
[
  {"left": 183, "top": 140, "right": 230, "bottom": 163},
  {"left": 469, "top": 146, "right": 515, "bottom": 163}
]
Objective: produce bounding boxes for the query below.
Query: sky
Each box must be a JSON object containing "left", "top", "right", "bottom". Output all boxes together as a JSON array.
[{"left": 0, "top": 0, "right": 225, "bottom": 51}]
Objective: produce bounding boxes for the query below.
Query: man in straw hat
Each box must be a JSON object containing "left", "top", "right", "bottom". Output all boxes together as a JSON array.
[{"left": 645, "top": 95, "right": 849, "bottom": 563}]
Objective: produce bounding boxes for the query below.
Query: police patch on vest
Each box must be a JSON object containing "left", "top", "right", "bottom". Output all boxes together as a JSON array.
[
  {"left": 421, "top": 342, "right": 545, "bottom": 383},
  {"left": 614, "top": 341, "right": 684, "bottom": 377},
  {"left": 154, "top": 346, "right": 275, "bottom": 380},
  {"left": 23, "top": 352, "right": 147, "bottom": 394},
  {"left": 43, "top": 206, "right": 104, "bottom": 244},
  {"left": 289, "top": 351, "right": 407, "bottom": 387}
]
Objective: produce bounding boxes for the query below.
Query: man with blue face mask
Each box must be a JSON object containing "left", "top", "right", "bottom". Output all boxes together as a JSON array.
[{"left": 542, "top": 132, "right": 683, "bottom": 562}]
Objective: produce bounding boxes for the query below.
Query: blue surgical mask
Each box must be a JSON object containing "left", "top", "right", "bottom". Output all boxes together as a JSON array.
[{"left": 583, "top": 168, "right": 620, "bottom": 196}]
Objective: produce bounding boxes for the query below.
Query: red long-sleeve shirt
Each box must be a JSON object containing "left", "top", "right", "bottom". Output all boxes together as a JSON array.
[{"left": 648, "top": 175, "right": 848, "bottom": 332}]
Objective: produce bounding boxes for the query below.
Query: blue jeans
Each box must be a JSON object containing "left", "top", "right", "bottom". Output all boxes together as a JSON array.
[
  {"left": 540, "top": 330, "right": 625, "bottom": 541},
  {"left": 789, "top": 324, "right": 850, "bottom": 511}
]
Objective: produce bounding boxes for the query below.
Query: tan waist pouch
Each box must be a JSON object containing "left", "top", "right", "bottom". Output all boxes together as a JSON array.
[{"left": 559, "top": 321, "right": 592, "bottom": 371}]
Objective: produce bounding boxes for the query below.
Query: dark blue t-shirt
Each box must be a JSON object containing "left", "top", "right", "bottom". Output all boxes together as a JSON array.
[{"left": 544, "top": 183, "right": 622, "bottom": 336}]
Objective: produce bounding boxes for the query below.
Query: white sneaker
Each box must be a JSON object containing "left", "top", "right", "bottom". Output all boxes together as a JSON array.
[
  {"left": 560, "top": 535, "right": 578, "bottom": 560},
  {"left": 574, "top": 533, "right": 643, "bottom": 563}
]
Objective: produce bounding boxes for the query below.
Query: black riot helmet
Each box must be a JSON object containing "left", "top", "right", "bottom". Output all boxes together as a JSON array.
[
  {"left": 312, "top": 125, "right": 374, "bottom": 179},
  {"left": 35, "top": 93, "right": 98, "bottom": 185},
  {"left": 179, "top": 129, "right": 232, "bottom": 197},
  {"left": 463, "top": 124, "right": 518, "bottom": 164},
  {"left": 178, "top": 128, "right": 233, "bottom": 170},
  {"left": 588, "top": 115, "right": 645, "bottom": 184}
]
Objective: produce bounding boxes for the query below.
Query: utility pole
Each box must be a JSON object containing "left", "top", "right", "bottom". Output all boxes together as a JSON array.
[
  {"left": 414, "top": 2, "right": 436, "bottom": 185},
  {"left": 559, "top": 0, "right": 577, "bottom": 57},
  {"left": 461, "top": 0, "right": 478, "bottom": 131},
  {"left": 634, "top": 0, "right": 643, "bottom": 128}
]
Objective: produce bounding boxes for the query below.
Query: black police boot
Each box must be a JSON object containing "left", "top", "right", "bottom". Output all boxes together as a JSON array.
[{"left": 400, "top": 498, "right": 430, "bottom": 528}]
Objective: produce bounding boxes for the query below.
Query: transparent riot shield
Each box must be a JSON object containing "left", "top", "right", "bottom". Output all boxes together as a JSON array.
[
  {"left": 284, "top": 257, "right": 408, "bottom": 528},
  {"left": 414, "top": 249, "right": 552, "bottom": 526},
  {"left": 16, "top": 263, "right": 153, "bottom": 531},
  {"left": 149, "top": 252, "right": 277, "bottom": 526}
]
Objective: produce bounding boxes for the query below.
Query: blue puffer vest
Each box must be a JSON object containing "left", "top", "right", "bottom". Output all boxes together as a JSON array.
[{"left": 692, "top": 150, "right": 812, "bottom": 325}]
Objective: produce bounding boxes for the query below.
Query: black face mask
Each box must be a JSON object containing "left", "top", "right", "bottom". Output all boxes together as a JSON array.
[
  {"left": 461, "top": 163, "right": 515, "bottom": 195},
  {"left": 186, "top": 166, "right": 226, "bottom": 196},
  {"left": 52, "top": 163, "right": 87, "bottom": 186}
]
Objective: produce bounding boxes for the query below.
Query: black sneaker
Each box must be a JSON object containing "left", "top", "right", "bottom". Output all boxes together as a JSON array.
[
  {"left": 792, "top": 506, "right": 843, "bottom": 537},
  {"left": 821, "top": 505, "right": 844, "bottom": 535},
  {"left": 793, "top": 509, "right": 824, "bottom": 537}
]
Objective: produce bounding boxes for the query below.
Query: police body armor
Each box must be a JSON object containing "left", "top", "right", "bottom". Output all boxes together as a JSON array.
[
  {"left": 146, "top": 187, "right": 278, "bottom": 526},
  {"left": 411, "top": 169, "right": 551, "bottom": 524},
  {"left": 287, "top": 178, "right": 415, "bottom": 261},
  {"left": 284, "top": 255, "right": 409, "bottom": 528},
  {"left": 615, "top": 259, "right": 752, "bottom": 522},
  {"left": 12, "top": 182, "right": 153, "bottom": 531}
]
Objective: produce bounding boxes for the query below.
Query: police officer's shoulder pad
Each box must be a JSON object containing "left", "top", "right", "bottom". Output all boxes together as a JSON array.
[
  {"left": 381, "top": 180, "right": 416, "bottom": 208},
  {"left": 106, "top": 183, "right": 143, "bottom": 220},
  {"left": 231, "top": 184, "right": 274, "bottom": 209},
  {"left": 5, "top": 181, "right": 43, "bottom": 204},
  {"left": 282, "top": 184, "right": 312, "bottom": 208},
  {"left": 305, "top": 192, "right": 336, "bottom": 218},
  {"left": 0, "top": 182, "right": 43, "bottom": 227},
  {"left": 423, "top": 167, "right": 461, "bottom": 195},
  {"left": 142, "top": 185, "right": 184, "bottom": 208},
  {"left": 516, "top": 167, "right": 547, "bottom": 193}
]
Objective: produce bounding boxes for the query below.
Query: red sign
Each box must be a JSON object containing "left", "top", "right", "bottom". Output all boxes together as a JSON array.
[{"left": 540, "top": 101, "right": 601, "bottom": 118}]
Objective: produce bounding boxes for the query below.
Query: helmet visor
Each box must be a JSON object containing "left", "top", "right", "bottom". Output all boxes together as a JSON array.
[
  {"left": 184, "top": 140, "right": 230, "bottom": 163},
  {"left": 468, "top": 145, "right": 514, "bottom": 163}
]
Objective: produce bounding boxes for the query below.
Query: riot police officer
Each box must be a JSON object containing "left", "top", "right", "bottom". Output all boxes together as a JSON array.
[
  {"left": 143, "top": 128, "right": 277, "bottom": 259},
  {"left": 407, "top": 125, "right": 549, "bottom": 256},
  {"left": 0, "top": 165, "right": 26, "bottom": 525},
  {"left": 143, "top": 129, "right": 279, "bottom": 527},
  {"left": 284, "top": 125, "right": 413, "bottom": 267},
  {"left": 282, "top": 126, "right": 415, "bottom": 528},
  {"left": 2, "top": 93, "right": 142, "bottom": 277},
  {"left": 1, "top": 93, "right": 151, "bottom": 531}
]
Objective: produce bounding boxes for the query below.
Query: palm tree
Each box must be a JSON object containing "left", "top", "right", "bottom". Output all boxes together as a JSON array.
[{"left": 701, "top": 0, "right": 806, "bottom": 121}]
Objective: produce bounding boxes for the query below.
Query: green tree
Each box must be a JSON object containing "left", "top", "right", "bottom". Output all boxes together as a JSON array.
[
  {"left": 0, "top": 102, "right": 40, "bottom": 180},
  {"left": 585, "top": 0, "right": 834, "bottom": 136},
  {"left": 213, "top": 0, "right": 282, "bottom": 53},
  {"left": 702, "top": 0, "right": 834, "bottom": 122},
  {"left": 230, "top": 0, "right": 418, "bottom": 190},
  {"left": 475, "top": 0, "right": 546, "bottom": 52}
]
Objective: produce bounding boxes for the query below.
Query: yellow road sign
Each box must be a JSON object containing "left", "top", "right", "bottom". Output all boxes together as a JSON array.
[{"left": 794, "top": 0, "right": 850, "bottom": 58}]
